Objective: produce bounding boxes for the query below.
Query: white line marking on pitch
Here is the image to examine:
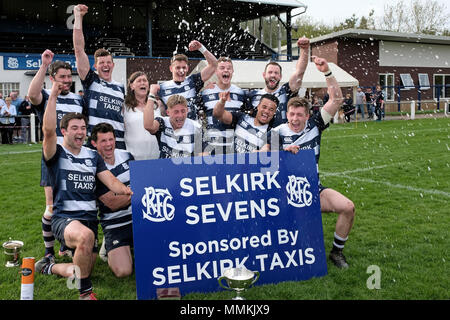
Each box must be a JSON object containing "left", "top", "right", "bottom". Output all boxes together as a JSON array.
[
  {"left": 322, "top": 171, "right": 450, "bottom": 198},
  {"left": 0, "top": 149, "right": 41, "bottom": 156},
  {"left": 324, "top": 127, "right": 449, "bottom": 139}
]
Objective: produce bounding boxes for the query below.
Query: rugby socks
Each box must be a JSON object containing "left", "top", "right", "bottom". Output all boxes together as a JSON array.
[
  {"left": 42, "top": 261, "right": 55, "bottom": 275},
  {"left": 42, "top": 205, "right": 55, "bottom": 256},
  {"left": 332, "top": 232, "right": 348, "bottom": 252},
  {"left": 79, "top": 277, "right": 93, "bottom": 295}
]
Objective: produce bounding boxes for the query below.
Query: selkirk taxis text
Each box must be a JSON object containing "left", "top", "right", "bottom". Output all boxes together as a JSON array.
[
  {"left": 180, "top": 303, "right": 270, "bottom": 318},
  {"left": 151, "top": 171, "right": 317, "bottom": 286}
]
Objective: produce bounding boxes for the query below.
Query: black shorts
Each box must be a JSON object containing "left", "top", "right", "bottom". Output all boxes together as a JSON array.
[
  {"left": 103, "top": 223, "right": 133, "bottom": 254},
  {"left": 52, "top": 215, "right": 99, "bottom": 253},
  {"left": 319, "top": 184, "right": 328, "bottom": 193},
  {"left": 40, "top": 157, "right": 51, "bottom": 187}
]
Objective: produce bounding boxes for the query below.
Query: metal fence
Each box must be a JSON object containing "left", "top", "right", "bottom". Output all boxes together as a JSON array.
[
  {"left": 0, "top": 114, "right": 40, "bottom": 145},
  {"left": 360, "top": 84, "right": 450, "bottom": 112}
]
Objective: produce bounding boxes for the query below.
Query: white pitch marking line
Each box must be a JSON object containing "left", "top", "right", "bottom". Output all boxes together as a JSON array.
[
  {"left": 322, "top": 170, "right": 450, "bottom": 198},
  {"left": 0, "top": 149, "right": 41, "bottom": 156},
  {"left": 324, "top": 127, "right": 449, "bottom": 139},
  {"left": 322, "top": 164, "right": 391, "bottom": 176}
]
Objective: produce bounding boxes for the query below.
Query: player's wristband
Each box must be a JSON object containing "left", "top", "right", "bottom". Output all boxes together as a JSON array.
[
  {"left": 199, "top": 45, "right": 207, "bottom": 54},
  {"left": 324, "top": 70, "right": 334, "bottom": 79}
]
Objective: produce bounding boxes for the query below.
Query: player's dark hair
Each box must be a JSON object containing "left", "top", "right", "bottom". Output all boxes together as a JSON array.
[
  {"left": 264, "top": 61, "right": 282, "bottom": 74},
  {"left": 60, "top": 112, "right": 87, "bottom": 130},
  {"left": 259, "top": 93, "right": 279, "bottom": 107},
  {"left": 94, "top": 48, "right": 113, "bottom": 64},
  {"left": 91, "top": 122, "right": 115, "bottom": 142},
  {"left": 171, "top": 53, "right": 188, "bottom": 64},
  {"left": 48, "top": 60, "right": 72, "bottom": 77},
  {"left": 287, "top": 97, "right": 310, "bottom": 113},
  {"left": 125, "top": 71, "right": 149, "bottom": 111}
]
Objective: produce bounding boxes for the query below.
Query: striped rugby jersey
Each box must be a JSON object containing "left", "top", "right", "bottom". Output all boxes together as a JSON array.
[
  {"left": 154, "top": 116, "right": 203, "bottom": 158},
  {"left": 82, "top": 69, "right": 126, "bottom": 149},
  {"left": 45, "top": 144, "right": 107, "bottom": 221},
  {"left": 34, "top": 89, "right": 85, "bottom": 145},
  {"left": 96, "top": 149, "right": 134, "bottom": 230},
  {"left": 231, "top": 111, "right": 270, "bottom": 153},
  {"left": 268, "top": 112, "right": 329, "bottom": 182},
  {"left": 248, "top": 82, "right": 294, "bottom": 127},
  {"left": 158, "top": 73, "right": 204, "bottom": 120},
  {"left": 201, "top": 84, "right": 246, "bottom": 154}
]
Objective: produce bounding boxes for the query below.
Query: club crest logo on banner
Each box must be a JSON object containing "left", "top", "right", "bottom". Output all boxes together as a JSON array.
[
  {"left": 130, "top": 150, "right": 327, "bottom": 300},
  {"left": 141, "top": 187, "right": 175, "bottom": 222}
]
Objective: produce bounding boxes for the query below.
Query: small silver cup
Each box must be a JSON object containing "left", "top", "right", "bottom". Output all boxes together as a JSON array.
[
  {"left": 3, "top": 240, "right": 24, "bottom": 267},
  {"left": 218, "top": 266, "right": 260, "bottom": 300}
]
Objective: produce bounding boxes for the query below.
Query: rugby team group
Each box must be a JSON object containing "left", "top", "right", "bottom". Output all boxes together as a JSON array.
[{"left": 30, "top": 4, "right": 355, "bottom": 300}]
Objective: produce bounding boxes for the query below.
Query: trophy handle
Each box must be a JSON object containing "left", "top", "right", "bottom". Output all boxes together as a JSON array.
[
  {"left": 250, "top": 271, "right": 260, "bottom": 286},
  {"left": 218, "top": 276, "right": 232, "bottom": 291}
]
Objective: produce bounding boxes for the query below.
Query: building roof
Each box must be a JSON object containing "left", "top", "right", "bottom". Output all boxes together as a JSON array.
[
  {"left": 310, "top": 28, "right": 450, "bottom": 45},
  {"left": 235, "top": 0, "right": 306, "bottom": 8}
]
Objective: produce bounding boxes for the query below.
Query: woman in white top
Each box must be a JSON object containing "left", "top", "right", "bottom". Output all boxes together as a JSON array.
[{"left": 123, "top": 71, "right": 162, "bottom": 160}]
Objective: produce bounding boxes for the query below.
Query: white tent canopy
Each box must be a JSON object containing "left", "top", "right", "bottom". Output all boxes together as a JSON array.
[{"left": 191, "top": 60, "right": 359, "bottom": 89}]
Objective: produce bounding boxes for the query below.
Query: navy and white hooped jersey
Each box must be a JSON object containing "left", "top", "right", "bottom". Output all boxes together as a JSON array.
[
  {"left": 45, "top": 144, "right": 107, "bottom": 221},
  {"left": 201, "top": 84, "right": 246, "bottom": 153},
  {"left": 158, "top": 73, "right": 204, "bottom": 120},
  {"left": 96, "top": 149, "right": 134, "bottom": 230},
  {"left": 82, "top": 69, "right": 126, "bottom": 149},
  {"left": 231, "top": 112, "right": 270, "bottom": 153},
  {"left": 268, "top": 112, "right": 329, "bottom": 180},
  {"left": 154, "top": 116, "right": 203, "bottom": 159},
  {"left": 34, "top": 89, "right": 85, "bottom": 145},
  {"left": 248, "top": 82, "right": 295, "bottom": 127}
]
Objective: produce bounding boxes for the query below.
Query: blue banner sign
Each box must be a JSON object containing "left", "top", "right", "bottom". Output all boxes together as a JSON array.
[
  {"left": 130, "top": 150, "right": 327, "bottom": 300},
  {"left": 3, "top": 54, "right": 94, "bottom": 71}
]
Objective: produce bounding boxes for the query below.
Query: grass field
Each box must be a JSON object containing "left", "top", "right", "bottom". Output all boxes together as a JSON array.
[{"left": 0, "top": 117, "right": 448, "bottom": 300}]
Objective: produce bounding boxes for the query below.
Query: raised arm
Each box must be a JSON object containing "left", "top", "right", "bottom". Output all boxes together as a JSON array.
[
  {"left": 42, "top": 82, "right": 63, "bottom": 161},
  {"left": 73, "top": 4, "right": 90, "bottom": 80},
  {"left": 312, "top": 56, "right": 343, "bottom": 117},
  {"left": 189, "top": 40, "right": 218, "bottom": 82},
  {"left": 97, "top": 170, "right": 133, "bottom": 196},
  {"left": 143, "top": 84, "right": 161, "bottom": 134},
  {"left": 212, "top": 91, "right": 233, "bottom": 125},
  {"left": 28, "top": 49, "right": 54, "bottom": 106},
  {"left": 288, "top": 37, "right": 310, "bottom": 93}
]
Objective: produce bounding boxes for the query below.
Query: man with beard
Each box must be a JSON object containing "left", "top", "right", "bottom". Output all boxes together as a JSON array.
[
  {"left": 213, "top": 93, "right": 278, "bottom": 153},
  {"left": 260, "top": 56, "right": 355, "bottom": 269},
  {"left": 158, "top": 42, "right": 218, "bottom": 121},
  {"left": 248, "top": 37, "right": 310, "bottom": 127},
  {"left": 28, "top": 49, "right": 87, "bottom": 261},
  {"left": 201, "top": 57, "right": 247, "bottom": 154},
  {"left": 73, "top": 4, "right": 126, "bottom": 149}
]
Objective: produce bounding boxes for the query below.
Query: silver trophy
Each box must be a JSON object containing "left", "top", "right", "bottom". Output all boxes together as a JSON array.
[
  {"left": 218, "top": 266, "right": 260, "bottom": 300},
  {"left": 3, "top": 240, "right": 23, "bottom": 267}
]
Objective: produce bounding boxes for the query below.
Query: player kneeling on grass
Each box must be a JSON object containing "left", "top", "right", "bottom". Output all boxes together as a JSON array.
[
  {"left": 260, "top": 56, "right": 355, "bottom": 268},
  {"left": 91, "top": 123, "right": 134, "bottom": 278},
  {"left": 35, "top": 82, "right": 133, "bottom": 300}
]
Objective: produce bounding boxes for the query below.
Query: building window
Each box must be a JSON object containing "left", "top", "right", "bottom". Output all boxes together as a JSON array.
[
  {"left": 399, "top": 73, "right": 415, "bottom": 90},
  {"left": 418, "top": 73, "right": 430, "bottom": 90},
  {"left": 379, "top": 73, "right": 394, "bottom": 101},
  {"left": 433, "top": 74, "right": 450, "bottom": 99},
  {"left": 0, "top": 82, "right": 20, "bottom": 97}
]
